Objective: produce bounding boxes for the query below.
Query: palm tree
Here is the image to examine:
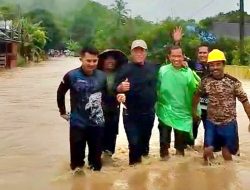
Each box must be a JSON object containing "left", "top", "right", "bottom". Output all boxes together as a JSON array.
[{"left": 18, "top": 18, "right": 47, "bottom": 62}]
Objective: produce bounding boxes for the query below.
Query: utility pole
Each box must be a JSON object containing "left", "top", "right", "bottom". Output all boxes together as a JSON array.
[{"left": 239, "top": 0, "right": 245, "bottom": 65}]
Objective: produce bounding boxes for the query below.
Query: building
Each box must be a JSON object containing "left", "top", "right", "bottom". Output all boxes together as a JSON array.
[
  {"left": 0, "top": 20, "right": 20, "bottom": 69},
  {"left": 211, "top": 22, "right": 250, "bottom": 40}
]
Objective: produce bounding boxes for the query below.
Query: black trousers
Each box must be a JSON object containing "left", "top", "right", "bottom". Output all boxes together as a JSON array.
[
  {"left": 103, "top": 110, "right": 119, "bottom": 154},
  {"left": 69, "top": 126, "right": 103, "bottom": 171},
  {"left": 123, "top": 111, "right": 155, "bottom": 165},
  {"left": 158, "top": 120, "right": 189, "bottom": 153},
  {"left": 188, "top": 109, "right": 207, "bottom": 145}
]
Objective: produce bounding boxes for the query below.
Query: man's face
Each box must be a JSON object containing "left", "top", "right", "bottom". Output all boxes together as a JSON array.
[
  {"left": 103, "top": 56, "right": 117, "bottom": 71},
  {"left": 197, "top": 46, "right": 209, "bottom": 63},
  {"left": 80, "top": 52, "right": 98, "bottom": 75},
  {"left": 131, "top": 47, "right": 147, "bottom": 64},
  {"left": 168, "top": 48, "right": 184, "bottom": 69},
  {"left": 209, "top": 61, "right": 224, "bottom": 79}
]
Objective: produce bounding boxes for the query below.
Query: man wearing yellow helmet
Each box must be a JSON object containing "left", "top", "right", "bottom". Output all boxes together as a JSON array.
[{"left": 193, "top": 49, "right": 250, "bottom": 162}]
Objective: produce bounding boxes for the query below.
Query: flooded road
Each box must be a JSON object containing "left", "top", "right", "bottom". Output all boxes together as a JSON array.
[{"left": 0, "top": 57, "right": 250, "bottom": 190}]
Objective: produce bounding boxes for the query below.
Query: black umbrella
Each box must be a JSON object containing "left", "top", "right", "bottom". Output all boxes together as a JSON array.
[{"left": 98, "top": 49, "right": 128, "bottom": 70}]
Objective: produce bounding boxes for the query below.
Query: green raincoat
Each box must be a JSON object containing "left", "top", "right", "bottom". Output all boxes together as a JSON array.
[{"left": 155, "top": 64, "right": 201, "bottom": 137}]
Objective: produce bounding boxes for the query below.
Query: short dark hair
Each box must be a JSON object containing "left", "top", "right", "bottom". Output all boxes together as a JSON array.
[
  {"left": 197, "top": 43, "right": 210, "bottom": 52},
  {"left": 167, "top": 45, "right": 183, "bottom": 55},
  {"left": 80, "top": 47, "right": 99, "bottom": 57}
]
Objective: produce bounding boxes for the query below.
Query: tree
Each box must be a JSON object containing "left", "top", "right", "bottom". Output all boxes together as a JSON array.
[
  {"left": 209, "top": 37, "right": 238, "bottom": 65},
  {"left": 111, "top": 0, "right": 130, "bottom": 27},
  {"left": 24, "top": 9, "right": 64, "bottom": 50},
  {"left": 18, "top": 18, "right": 48, "bottom": 61},
  {"left": 199, "top": 10, "right": 250, "bottom": 25},
  {"left": 0, "top": 4, "right": 19, "bottom": 20},
  {"left": 141, "top": 18, "right": 201, "bottom": 63},
  {"left": 65, "top": 40, "right": 80, "bottom": 54},
  {"left": 232, "top": 37, "right": 250, "bottom": 65}
]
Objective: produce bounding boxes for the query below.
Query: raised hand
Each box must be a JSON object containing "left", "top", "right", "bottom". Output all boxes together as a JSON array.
[{"left": 172, "top": 26, "right": 183, "bottom": 43}]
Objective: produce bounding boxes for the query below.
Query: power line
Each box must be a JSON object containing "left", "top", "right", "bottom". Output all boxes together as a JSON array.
[
  {"left": 188, "top": 0, "right": 216, "bottom": 19},
  {"left": 239, "top": 0, "right": 244, "bottom": 64}
]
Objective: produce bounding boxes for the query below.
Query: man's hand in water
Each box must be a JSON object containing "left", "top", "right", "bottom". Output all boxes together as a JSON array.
[
  {"left": 61, "top": 113, "right": 70, "bottom": 121},
  {"left": 117, "top": 93, "right": 126, "bottom": 103},
  {"left": 117, "top": 78, "right": 130, "bottom": 92}
]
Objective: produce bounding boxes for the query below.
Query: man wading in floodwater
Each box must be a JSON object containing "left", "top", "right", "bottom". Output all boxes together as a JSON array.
[
  {"left": 156, "top": 45, "right": 200, "bottom": 159},
  {"left": 172, "top": 27, "right": 210, "bottom": 146},
  {"left": 57, "top": 47, "right": 106, "bottom": 174},
  {"left": 97, "top": 49, "right": 128, "bottom": 158},
  {"left": 114, "top": 40, "right": 158, "bottom": 165},
  {"left": 193, "top": 49, "right": 250, "bottom": 163}
]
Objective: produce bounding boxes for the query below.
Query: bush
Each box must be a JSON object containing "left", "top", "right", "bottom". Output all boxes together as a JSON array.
[{"left": 16, "top": 54, "right": 27, "bottom": 67}]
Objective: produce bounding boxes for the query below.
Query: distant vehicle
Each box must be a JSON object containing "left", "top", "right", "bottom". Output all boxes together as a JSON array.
[
  {"left": 48, "top": 49, "right": 63, "bottom": 57},
  {"left": 64, "top": 49, "right": 74, "bottom": 56}
]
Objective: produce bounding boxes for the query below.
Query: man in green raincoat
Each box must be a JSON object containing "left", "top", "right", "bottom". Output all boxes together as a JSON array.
[{"left": 156, "top": 45, "right": 200, "bottom": 159}]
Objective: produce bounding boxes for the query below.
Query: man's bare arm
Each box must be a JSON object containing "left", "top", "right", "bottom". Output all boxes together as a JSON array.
[{"left": 192, "top": 90, "right": 201, "bottom": 122}]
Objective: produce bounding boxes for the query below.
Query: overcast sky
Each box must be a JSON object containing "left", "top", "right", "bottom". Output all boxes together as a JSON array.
[{"left": 94, "top": 0, "right": 250, "bottom": 22}]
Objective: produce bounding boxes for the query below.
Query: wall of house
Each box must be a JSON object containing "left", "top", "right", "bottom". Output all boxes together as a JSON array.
[
  {"left": 225, "top": 65, "right": 250, "bottom": 79},
  {"left": 212, "top": 22, "right": 250, "bottom": 40},
  {"left": 5, "top": 42, "right": 18, "bottom": 68}
]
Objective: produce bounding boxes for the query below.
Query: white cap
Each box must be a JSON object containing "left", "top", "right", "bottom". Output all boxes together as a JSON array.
[{"left": 131, "top": 39, "right": 147, "bottom": 50}]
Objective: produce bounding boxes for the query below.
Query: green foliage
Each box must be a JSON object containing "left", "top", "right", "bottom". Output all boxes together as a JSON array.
[
  {"left": 216, "top": 11, "right": 250, "bottom": 23},
  {"left": 140, "top": 18, "right": 201, "bottom": 63},
  {"left": 199, "top": 17, "right": 213, "bottom": 29},
  {"left": 68, "top": 1, "right": 109, "bottom": 47},
  {"left": 33, "top": 29, "right": 46, "bottom": 48},
  {"left": 65, "top": 40, "right": 80, "bottom": 53},
  {"left": 232, "top": 38, "right": 250, "bottom": 65},
  {"left": 1, "top": 0, "right": 250, "bottom": 66},
  {"left": 0, "top": 4, "right": 19, "bottom": 20},
  {"left": 24, "top": 9, "right": 64, "bottom": 50},
  {"left": 16, "top": 53, "right": 26, "bottom": 67},
  {"left": 93, "top": 16, "right": 154, "bottom": 55},
  {"left": 199, "top": 11, "right": 250, "bottom": 65},
  {"left": 208, "top": 37, "right": 237, "bottom": 65},
  {"left": 18, "top": 18, "right": 48, "bottom": 62},
  {"left": 199, "top": 10, "right": 250, "bottom": 29},
  {"left": 111, "top": 0, "right": 130, "bottom": 27}
]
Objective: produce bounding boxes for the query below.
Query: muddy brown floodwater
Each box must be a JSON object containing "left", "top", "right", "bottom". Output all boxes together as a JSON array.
[{"left": 0, "top": 57, "right": 250, "bottom": 190}]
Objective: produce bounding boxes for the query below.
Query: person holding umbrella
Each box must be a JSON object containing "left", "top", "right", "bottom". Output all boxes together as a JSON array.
[{"left": 98, "top": 49, "right": 128, "bottom": 158}]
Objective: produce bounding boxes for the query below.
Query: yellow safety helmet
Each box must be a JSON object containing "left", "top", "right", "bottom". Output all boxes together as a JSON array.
[{"left": 207, "top": 49, "right": 226, "bottom": 63}]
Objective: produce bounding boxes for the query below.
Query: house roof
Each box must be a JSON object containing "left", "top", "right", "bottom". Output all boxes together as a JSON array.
[
  {"left": 0, "top": 37, "right": 20, "bottom": 43},
  {"left": 0, "top": 30, "right": 20, "bottom": 43},
  {"left": 212, "top": 22, "right": 250, "bottom": 40}
]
